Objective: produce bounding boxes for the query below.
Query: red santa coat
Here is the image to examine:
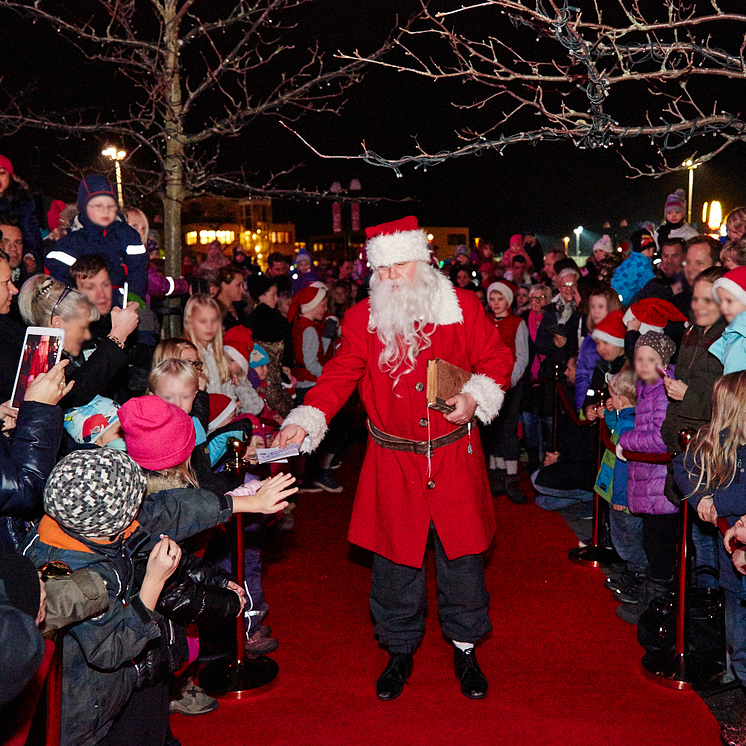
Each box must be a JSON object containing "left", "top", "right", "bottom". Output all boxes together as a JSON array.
[{"left": 284, "top": 276, "right": 513, "bottom": 568}]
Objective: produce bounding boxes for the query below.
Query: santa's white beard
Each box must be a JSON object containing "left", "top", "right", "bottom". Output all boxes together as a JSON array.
[{"left": 368, "top": 261, "right": 441, "bottom": 385}]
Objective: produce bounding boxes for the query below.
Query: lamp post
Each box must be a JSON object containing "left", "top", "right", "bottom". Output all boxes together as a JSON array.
[
  {"left": 573, "top": 226, "right": 583, "bottom": 258},
  {"left": 683, "top": 159, "right": 697, "bottom": 225},
  {"left": 102, "top": 147, "right": 126, "bottom": 204}
]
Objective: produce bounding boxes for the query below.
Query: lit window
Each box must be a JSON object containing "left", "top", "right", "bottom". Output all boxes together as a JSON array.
[{"left": 186, "top": 231, "right": 197, "bottom": 246}]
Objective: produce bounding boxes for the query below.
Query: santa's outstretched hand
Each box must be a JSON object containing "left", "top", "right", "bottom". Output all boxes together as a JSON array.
[{"left": 275, "top": 424, "right": 307, "bottom": 449}]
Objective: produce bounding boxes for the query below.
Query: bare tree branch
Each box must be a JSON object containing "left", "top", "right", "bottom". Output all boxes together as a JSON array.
[{"left": 289, "top": 0, "right": 746, "bottom": 177}]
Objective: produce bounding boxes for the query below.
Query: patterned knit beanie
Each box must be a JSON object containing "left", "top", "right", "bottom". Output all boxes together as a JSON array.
[
  {"left": 634, "top": 331, "right": 676, "bottom": 368},
  {"left": 44, "top": 449, "right": 146, "bottom": 538}
]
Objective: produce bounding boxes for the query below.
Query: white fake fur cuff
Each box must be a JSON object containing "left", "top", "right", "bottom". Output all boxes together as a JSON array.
[
  {"left": 461, "top": 374, "right": 505, "bottom": 425},
  {"left": 281, "top": 405, "right": 328, "bottom": 452}
]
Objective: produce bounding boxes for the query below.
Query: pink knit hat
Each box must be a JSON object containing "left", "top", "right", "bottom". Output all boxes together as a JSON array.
[
  {"left": 118, "top": 396, "right": 195, "bottom": 471},
  {"left": 0, "top": 155, "right": 13, "bottom": 176}
]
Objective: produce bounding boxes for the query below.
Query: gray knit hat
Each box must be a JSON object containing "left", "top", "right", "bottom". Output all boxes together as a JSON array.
[
  {"left": 44, "top": 449, "right": 146, "bottom": 538},
  {"left": 635, "top": 331, "right": 676, "bottom": 368}
]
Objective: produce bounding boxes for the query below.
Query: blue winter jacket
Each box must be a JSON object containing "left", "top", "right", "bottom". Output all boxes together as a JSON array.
[
  {"left": 673, "top": 435, "right": 746, "bottom": 597},
  {"left": 575, "top": 335, "right": 600, "bottom": 411},
  {"left": 709, "top": 310, "right": 746, "bottom": 375},
  {"left": 45, "top": 175, "right": 147, "bottom": 298},
  {"left": 605, "top": 407, "right": 635, "bottom": 507}
]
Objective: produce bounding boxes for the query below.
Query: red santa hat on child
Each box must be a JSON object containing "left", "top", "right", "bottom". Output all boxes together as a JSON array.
[
  {"left": 287, "top": 282, "right": 327, "bottom": 325},
  {"left": 364, "top": 216, "right": 431, "bottom": 270},
  {"left": 713, "top": 267, "right": 746, "bottom": 307},
  {"left": 223, "top": 325, "right": 254, "bottom": 375},
  {"left": 486, "top": 280, "right": 516, "bottom": 307},
  {"left": 623, "top": 297, "right": 688, "bottom": 335},
  {"left": 591, "top": 309, "right": 626, "bottom": 347},
  {"left": 208, "top": 393, "right": 237, "bottom": 432}
]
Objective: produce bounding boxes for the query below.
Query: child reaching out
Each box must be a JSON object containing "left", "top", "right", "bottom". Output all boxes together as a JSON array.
[{"left": 183, "top": 294, "right": 263, "bottom": 415}]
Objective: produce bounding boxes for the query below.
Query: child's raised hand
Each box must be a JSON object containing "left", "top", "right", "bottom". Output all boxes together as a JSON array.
[
  {"left": 145, "top": 535, "right": 181, "bottom": 585},
  {"left": 697, "top": 496, "right": 718, "bottom": 525},
  {"left": 226, "top": 580, "right": 247, "bottom": 615},
  {"left": 726, "top": 516, "right": 746, "bottom": 549},
  {"left": 231, "top": 473, "right": 297, "bottom": 515},
  {"left": 734, "top": 548, "right": 746, "bottom": 576}
]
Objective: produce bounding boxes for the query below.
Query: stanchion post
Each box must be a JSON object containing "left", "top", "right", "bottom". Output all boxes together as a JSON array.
[
  {"left": 199, "top": 437, "right": 279, "bottom": 699},
  {"left": 568, "top": 420, "right": 619, "bottom": 569},
  {"left": 641, "top": 499, "right": 697, "bottom": 689},
  {"left": 45, "top": 636, "right": 63, "bottom": 746},
  {"left": 552, "top": 364, "right": 559, "bottom": 453}
]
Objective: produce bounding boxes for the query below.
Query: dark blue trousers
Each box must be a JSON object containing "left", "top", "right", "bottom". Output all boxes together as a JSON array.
[{"left": 369, "top": 527, "right": 491, "bottom": 655}]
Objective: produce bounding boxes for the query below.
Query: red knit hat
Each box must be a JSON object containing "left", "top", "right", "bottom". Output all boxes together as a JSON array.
[
  {"left": 713, "top": 267, "right": 746, "bottom": 307},
  {"left": 592, "top": 309, "right": 626, "bottom": 347},
  {"left": 47, "top": 200, "right": 66, "bottom": 232},
  {"left": 223, "top": 325, "right": 254, "bottom": 375},
  {"left": 118, "top": 396, "right": 195, "bottom": 471},
  {"left": 0, "top": 155, "right": 13, "bottom": 176},
  {"left": 208, "top": 393, "right": 237, "bottom": 432},
  {"left": 287, "top": 282, "right": 327, "bottom": 325},
  {"left": 625, "top": 297, "right": 688, "bottom": 334},
  {"left": 364, "top": 216, "right": 431, "bottom": 270}
]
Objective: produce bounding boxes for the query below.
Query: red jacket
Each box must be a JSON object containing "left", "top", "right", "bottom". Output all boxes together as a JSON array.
[
  {"left": 291, "top": 316, "right": 334, "bottom": 383},
  {"left": 289, "top": 283, "right": 513, "bottom": 567}
]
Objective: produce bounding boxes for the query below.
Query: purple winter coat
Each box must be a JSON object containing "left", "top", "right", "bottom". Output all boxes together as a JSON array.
[{"left": 619, "top": 368, "right": 678, "bottom": 515}]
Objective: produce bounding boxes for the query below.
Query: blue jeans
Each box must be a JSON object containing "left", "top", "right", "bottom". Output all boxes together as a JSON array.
[
  {"left": 691, "top": 518, "right": 720, "bottom": 589},
  {"left": 725, "top": 590, "right": 746, "bottom": 684},
  {"left": 609, "top": 509, "right": 648, "bottom": 573},
  {"left": 522, "top": 409, "right": 552, "bottom": 456},
  {"left": 533, "top": 471, "right": 593, "bottom": 543}
]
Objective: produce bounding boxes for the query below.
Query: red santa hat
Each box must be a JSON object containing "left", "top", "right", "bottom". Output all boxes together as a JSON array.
[
  {"left": 591, "top": 309, "right": 626, "bottom": 347},
  {"left": 208, "top": 393, "right": 237, "bottom": 432},
  {"left": 287, "top": 282, "right": 327, "bottom": 325},
  {"left": 223, "top": 325, "right": 254, "bottom": 375},
  {"left": 713, "top": 267, "right": 746, "bottom": 307},
  {"left": 623, "top": 297, "right": 688, "bottom": 335},
  {"left": 364, "top": 216, "right": 431, "bottom": 270},
  {"left": 486, "top": 280, "right": 516, "bottom": 307}
]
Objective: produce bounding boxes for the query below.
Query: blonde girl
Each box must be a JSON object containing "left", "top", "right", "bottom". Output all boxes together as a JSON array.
[
  {"left": 183, "top": 294, "right": 262, "bottom": 414},
  {"left": 674, "top": 371, "right": 746, "bottom": 692},
  {"left": 153, "top": 337, "right": 207, "bottom": 390}
]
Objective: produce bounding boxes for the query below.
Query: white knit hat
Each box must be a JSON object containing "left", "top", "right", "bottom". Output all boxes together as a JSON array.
[
  {"left": 593, "top": 234, "right": 613, "bottom": 254},
  {"left": 364, "top": 216, "right": 431, "bottom": 270}
]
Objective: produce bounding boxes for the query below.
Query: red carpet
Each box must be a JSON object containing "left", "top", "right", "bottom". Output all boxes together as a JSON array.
[{"left": 172, "top": 450, "right": 720, "bottom": 746}]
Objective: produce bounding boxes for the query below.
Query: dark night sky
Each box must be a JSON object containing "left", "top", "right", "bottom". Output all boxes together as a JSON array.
[{"left": 1, "top": 0, "right": 746, "bottom": 251}]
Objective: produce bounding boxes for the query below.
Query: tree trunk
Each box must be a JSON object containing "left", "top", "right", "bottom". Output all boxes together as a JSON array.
[{"left": 161, "top": 0, "right": 185, "bottom": 337}]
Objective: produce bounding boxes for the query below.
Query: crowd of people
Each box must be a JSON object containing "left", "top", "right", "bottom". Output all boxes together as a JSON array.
[{"left": 3, "top": 152, "right": 746, "bottom": 744}]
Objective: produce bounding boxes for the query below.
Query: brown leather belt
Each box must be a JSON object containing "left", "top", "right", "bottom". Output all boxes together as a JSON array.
[{"left": 366, "top": 418, "right": 474, "bottom": 455}]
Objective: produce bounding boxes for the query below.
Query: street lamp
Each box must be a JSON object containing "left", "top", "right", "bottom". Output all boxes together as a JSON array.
[
  {"left": 573, "top": 226, "right": 583, "bottom": 258},
  {"left": 102, "top": 147, "right": 126, "bottom": 204},
  {"left": 683, "top": 158, "right": 698, "bottom": 225}
]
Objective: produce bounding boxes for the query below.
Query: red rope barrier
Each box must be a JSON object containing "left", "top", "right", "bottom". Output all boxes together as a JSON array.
[
  {"left": 552, "top": 378, "right": 672, "bottom": 464},
  {"left": 554, "top": 379, "right": 596, "bottom": 428}
]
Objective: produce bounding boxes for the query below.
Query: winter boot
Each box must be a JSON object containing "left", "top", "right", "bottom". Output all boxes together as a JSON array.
[
  {"left": 616, "top": 577, "right": 671, "bottom": 625},
  {"left": 489, "top": 468, "right": 507, "bottom": 496},
  {"left": 506, "top": 474, "right": 527, "bottom": 504}
]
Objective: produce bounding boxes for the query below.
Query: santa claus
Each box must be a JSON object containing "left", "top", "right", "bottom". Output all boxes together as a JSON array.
[{"left": 277, "top": 216, "right": 513, "bottom": 700}]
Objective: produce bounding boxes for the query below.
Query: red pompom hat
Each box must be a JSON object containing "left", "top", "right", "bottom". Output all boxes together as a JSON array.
[
  {"left": 208, "top": 393, "right": 237, "bottom": 432},
  {"left": 223, "top": 325, "right": 254, "bottom": 375},
  {"left": 624, "top": 297, "right": 688, "bottom": 335},
  {"left": 713, "top": 267, "right": 746, "bottom": 307},
  {"left": 364, "top": 216, "right": 431, "bottom": 270},
  {"left": 592, "top": 309, "right": 627, "bottom": 347},
  {"left": 118, "top": 396, "right": 195, "bottom": 471},
  {"left": 0, "top": 155, "right": 13, "bottom": 176},
  {"left": 287, "top": 282, "right": 327, "bottom": 325}
]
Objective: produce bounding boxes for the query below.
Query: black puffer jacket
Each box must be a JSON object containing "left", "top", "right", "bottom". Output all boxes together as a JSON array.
[{"left": 0, "top": 401, "right": 63, "bottom": 553}]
